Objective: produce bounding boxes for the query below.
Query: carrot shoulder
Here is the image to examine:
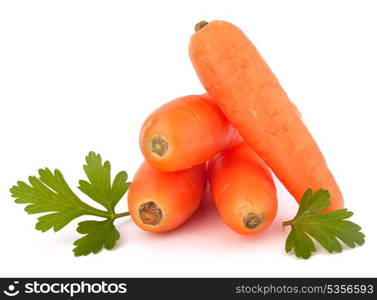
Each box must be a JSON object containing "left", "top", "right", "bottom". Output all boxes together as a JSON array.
[
  {"left": 140, "top": 94, "right": 241, "bottom": 171},
  {"left": 190, "top": 20, "right": 343, "bottom": 211},
  {"left": 209, "top": 143, "right": 277, "bottom": 234},
  {"left": 128, "top": 161, "right": 207, "bottom": 233}
]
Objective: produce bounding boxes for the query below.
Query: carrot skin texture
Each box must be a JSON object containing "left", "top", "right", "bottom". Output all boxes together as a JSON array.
[
  {"left": 190, "top": 21, "right": 343, "bottom": 211},
  {"left": 128, "top": 161, "right": 207, "bottom": 233},
  {"left": 140, "top": 94, "right": 241, "bottom": 172},
  {"left": 209, "top": 143, "right": 277, "bottom": 234}
]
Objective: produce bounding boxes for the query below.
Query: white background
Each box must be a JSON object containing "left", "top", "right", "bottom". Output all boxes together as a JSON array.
[{"left": 0, "top": 0, "right": 376, "bottom": 277}]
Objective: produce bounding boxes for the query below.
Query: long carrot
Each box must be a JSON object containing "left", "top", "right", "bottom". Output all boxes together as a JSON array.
[
  {"left": 190, "top": 20, "right": 343, "bottom": 211},
  {"left": 140, "top": 94, "right": 241, "bottom": 171},
  {"left": 209, "top": 143, "right": 277, "bottom": 234},
  {"left": 128, "top": 161, "right": 207, "bottom": 232}
]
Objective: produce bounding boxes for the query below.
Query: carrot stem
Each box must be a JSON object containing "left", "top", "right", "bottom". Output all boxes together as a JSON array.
[
  {"left": 150, "top": 135, "right": 169, "bottom": 157},
  {"left": 243, "top": 212, "right": 263, "bottom": 229},
  {"left": 138, "top": 201, "right": 163, "bottom": 226},
  {"left": 195, "top": 21, "right": 208, "bottom": 32}
]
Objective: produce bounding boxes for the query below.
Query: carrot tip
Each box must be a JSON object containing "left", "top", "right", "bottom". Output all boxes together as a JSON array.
[
  {"left": 243, "top": 213, "right": 263, "bottom": 229},
  {"left": 195, "top": 21, "right": 208, "bottom": 32},
  {"left": 149, "top": 135, "right": 169, "bottom": 158},
  {"left": 139, "top": 201, "right": 163, "bottom": 226}
]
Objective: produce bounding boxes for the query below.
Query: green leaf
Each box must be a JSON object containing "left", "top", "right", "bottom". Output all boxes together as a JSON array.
[
  {"left": 10, "top": 168, "right": 109, "bottom": 232},
  {"left": 11, "top": 151, "right": 130, "bottom": 256},
  {"left": 110, "top": 171, "right": 131, "bottom": 209},
  {"left": 285, "top": 227, "right": 316, "bottom": 259},
  {"left": 73, "top": 219, "right": 120, "bottom": 256},
  {"left": 295, "top": 188, "right": 331, "bottom": 218},
  {"left": 78, "top": 152, "right": 130, "bottom": 213},
  {"left": 284, "top": 189, "right": 365, "bottom": 259}
]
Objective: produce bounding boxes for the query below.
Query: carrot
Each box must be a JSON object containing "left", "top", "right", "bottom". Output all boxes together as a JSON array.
[
  {"left": 128, "top": 161, "right": 207, "bottom": 233},
  {"left": 140, "top": 94, "right": 241, "bottom": 172},
  {"left": 190, "top": 20, "right": 343, "bottom": 211},
  {"left": 209, "top": 143, "right": 277, "bottom": 234}
]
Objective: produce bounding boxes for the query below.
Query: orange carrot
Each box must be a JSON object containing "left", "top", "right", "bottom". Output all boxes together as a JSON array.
[
  {"left": 128, "top": 161, "right": 207, "bottom": 233},
  {"left": 140, "top": 94, "right": 241, "bottom": 172},
  {"left": 209, "top": 143, "right": 277, "bottom": 234},
  {"left": 190, "top": 20, "right": 343, "bottom": 211}
]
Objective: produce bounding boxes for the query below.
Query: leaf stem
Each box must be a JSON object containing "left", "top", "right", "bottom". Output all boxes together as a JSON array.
[
  {"left": 113, "top": 211, "right": 130, "bottom": 219},
  {"left": 283, "top": 220, "right": 292, "bottom": 227},
  {"left": 82, "top": 205, "right": 111, "bottom": 218}
]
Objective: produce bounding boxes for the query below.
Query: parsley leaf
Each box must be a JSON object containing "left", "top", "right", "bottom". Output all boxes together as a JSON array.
[
  {"left": 78, "top": 152, "right": 130, "bottom": 214},
  {"left": 10, "top": 168, "right": 109, "bottom": 232},
  {"left": 73, "top": 219, "right": 120, "bottom": 256},
  {"left": 283, "top": 188, "right": 365, "bottom": 259},
  {"left": 10, "top": 152, "right": 131, "bottom": 256}
]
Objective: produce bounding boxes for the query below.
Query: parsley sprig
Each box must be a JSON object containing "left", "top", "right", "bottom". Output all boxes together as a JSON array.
[
  {"left": 283, "top": 188, "right": 365, "bottom": 259},
  {"left": 10, "top": 152, "right": 131, "bottom": 256}
]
